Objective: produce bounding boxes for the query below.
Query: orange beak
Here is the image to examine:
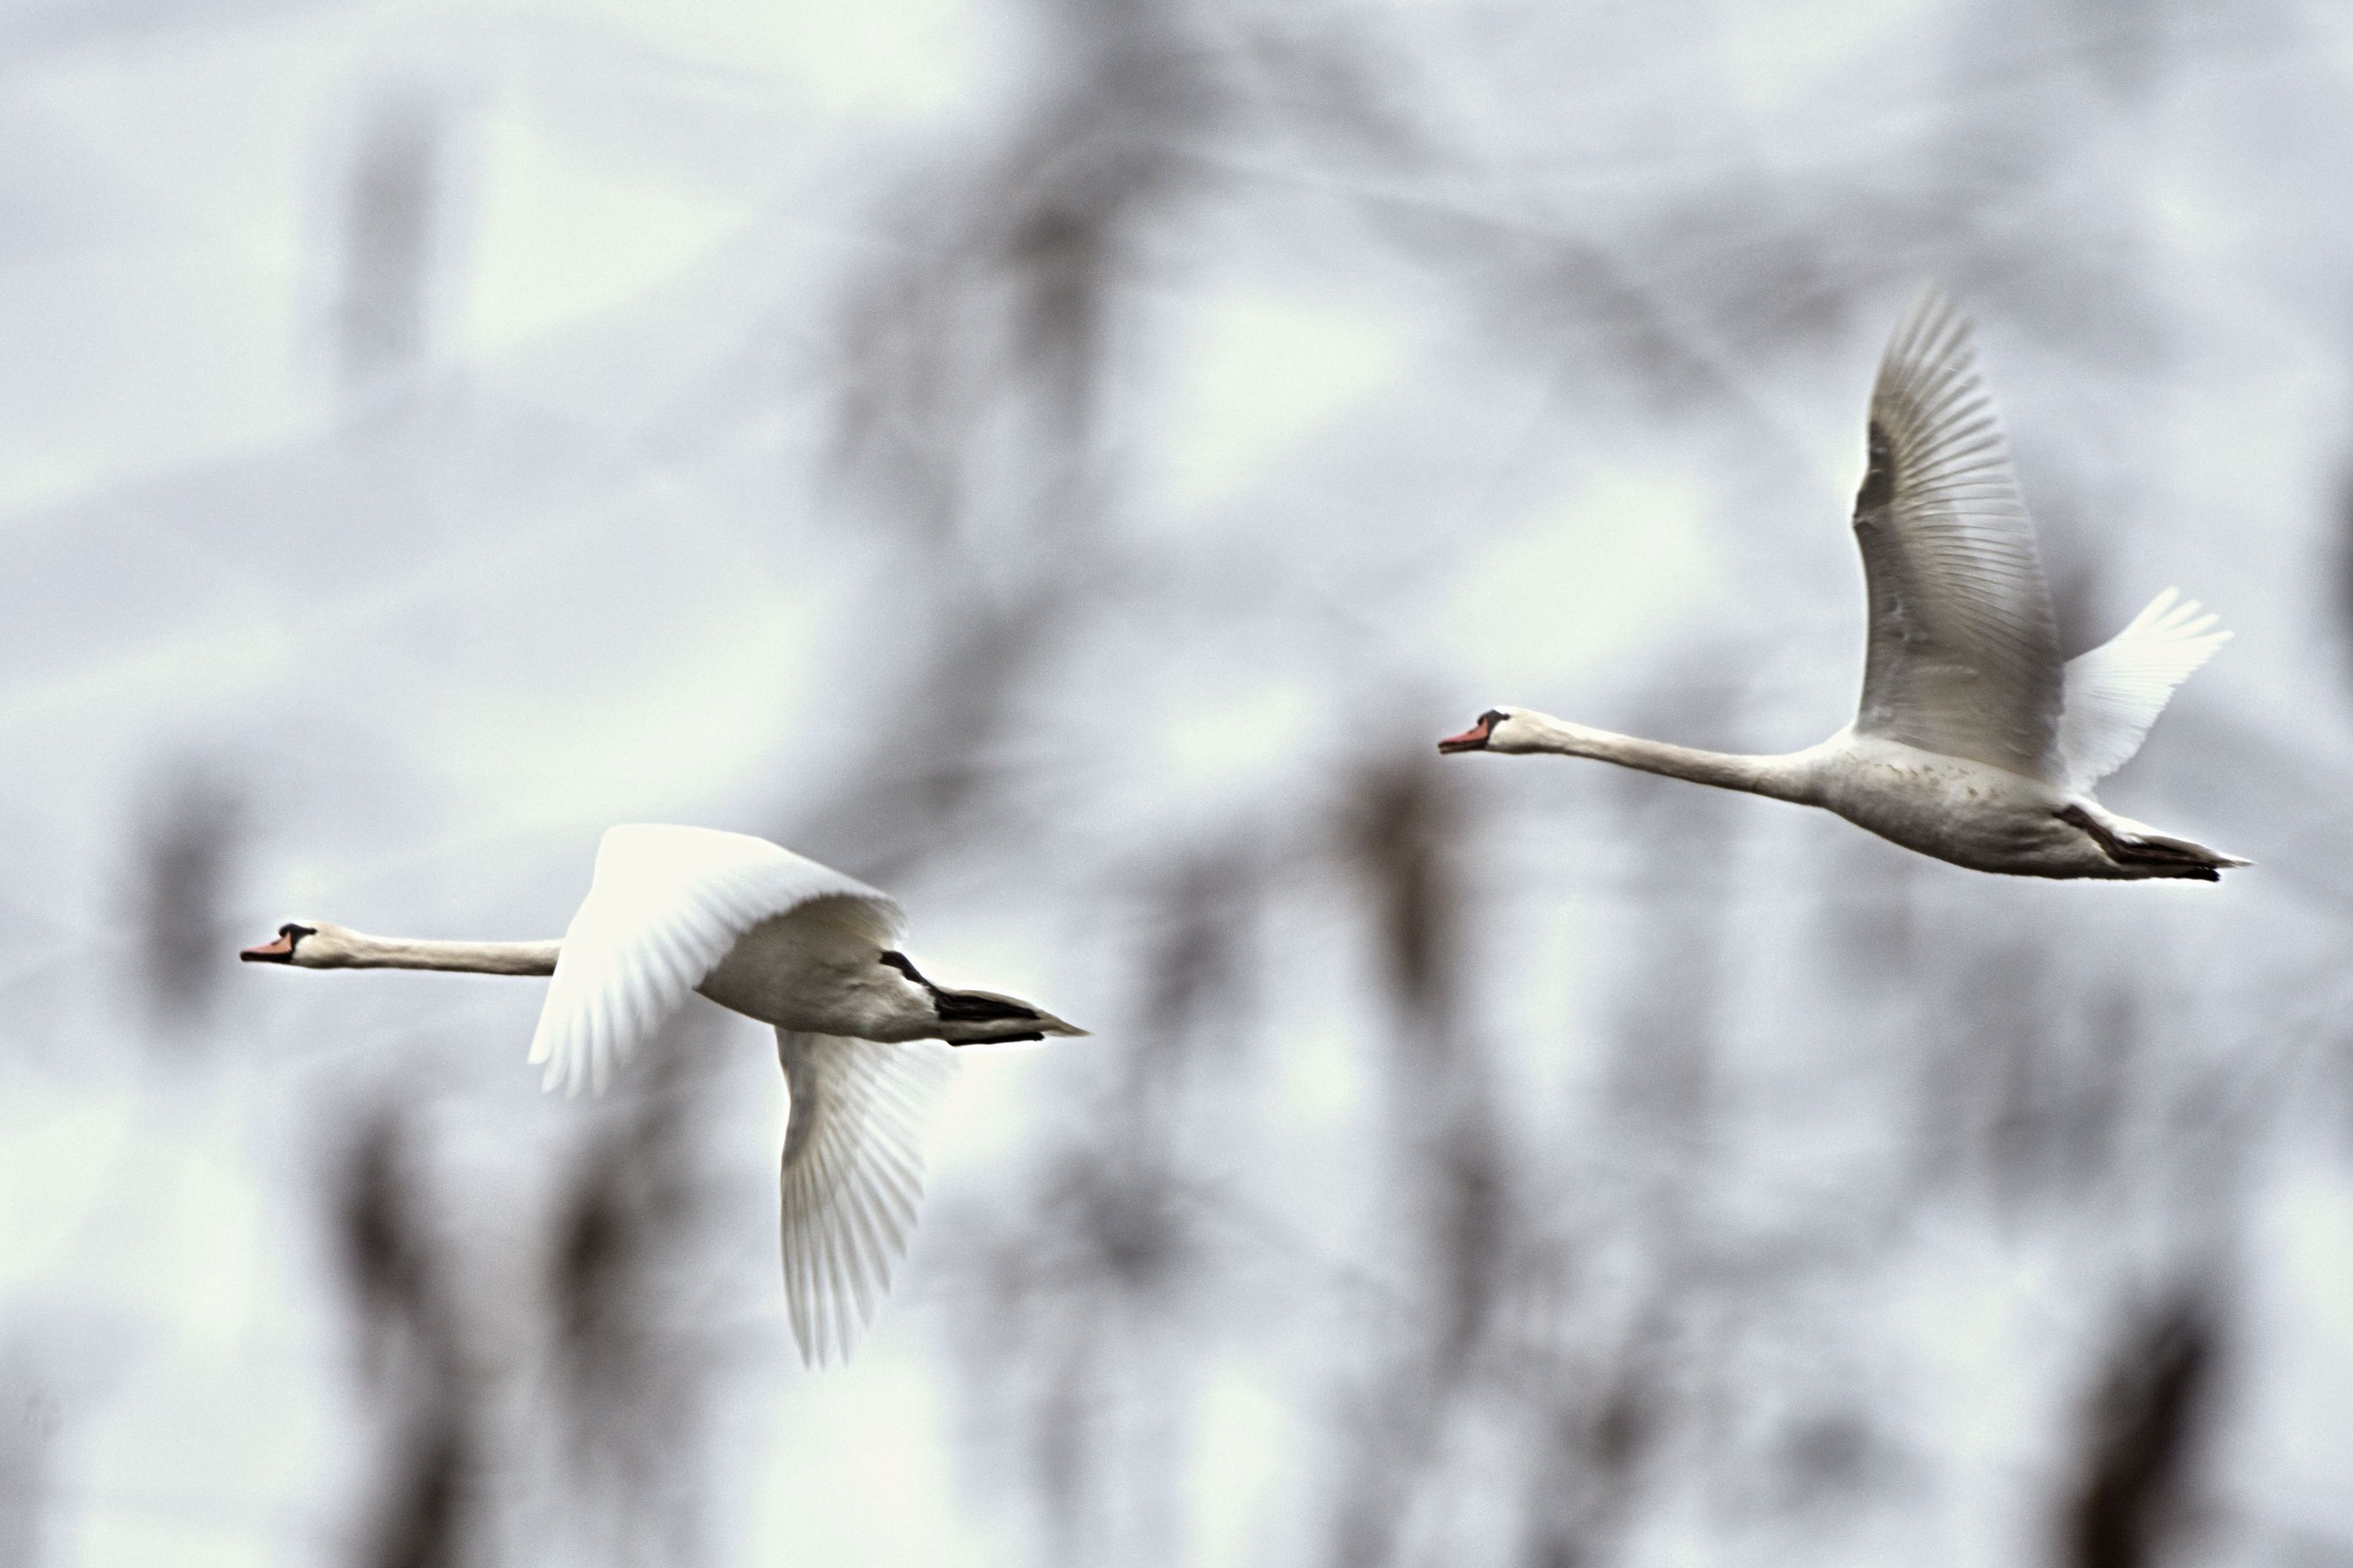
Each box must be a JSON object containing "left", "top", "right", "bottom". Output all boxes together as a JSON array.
[
  {"left": 240, "top": 932, "right": 297, "bottom": 962},
  {"left": 1437, "top": 715, "right": 1496, "bottom": 755}
]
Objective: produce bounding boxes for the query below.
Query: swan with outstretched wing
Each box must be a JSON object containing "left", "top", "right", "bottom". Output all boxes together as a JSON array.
[
  {"left": 1442, "top": 287, "right": 2243, "bottom": 881},
  {"left": 243, "top": 824, "right": 1084, "bottom": 1364}
]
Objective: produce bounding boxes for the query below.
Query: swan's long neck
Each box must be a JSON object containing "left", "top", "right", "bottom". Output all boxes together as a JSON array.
[
  {"left": 313, "top": 932, "right": 562, "bottom": 975},
  {"left": 1513, "top": 714, "right": 1806, "bottom": 800}
]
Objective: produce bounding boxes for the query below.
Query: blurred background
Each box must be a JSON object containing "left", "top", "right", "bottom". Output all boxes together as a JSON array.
[{"left": 3, "top": 0, "right": 2351, "bottom": 1563}]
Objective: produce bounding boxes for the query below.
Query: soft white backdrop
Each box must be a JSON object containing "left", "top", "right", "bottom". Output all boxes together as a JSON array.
[{"left": 4, "top": 1, "right": 2352, "bottom": 1564}]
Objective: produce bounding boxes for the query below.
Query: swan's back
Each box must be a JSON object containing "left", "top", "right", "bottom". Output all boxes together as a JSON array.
[{"left": 530, "top": 826, "right": 904, "bottom": 1094}]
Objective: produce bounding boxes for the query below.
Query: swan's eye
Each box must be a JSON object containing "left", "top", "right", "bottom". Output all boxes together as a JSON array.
[
  {"left": 1480, "top": 709, "right": 1507, "bottom": 727},
  {"left": 280, "top": 923, "right": 316, "bottom": 942}
]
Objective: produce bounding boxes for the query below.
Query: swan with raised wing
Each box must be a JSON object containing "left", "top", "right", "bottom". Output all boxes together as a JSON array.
[
  {"left": 1439, "top": 287, "right": 2245, "bottom": 881},
  {"left": 242, "top": 824, "right": 1085, "bottom": 1363}
]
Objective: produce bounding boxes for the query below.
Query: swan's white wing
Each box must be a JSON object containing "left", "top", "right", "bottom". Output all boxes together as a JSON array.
[
  {"left": 2055, "top": 588, "right": 2230, "bottom": 792},
  {"left": 528, "top": 826, "right": 904, "bottom": 1097},
  {"left": 1850, "top": 287, "right": 2065, "bottom": 780},
  {"left": 776, "top": 1030, "right": 958, "bottom": 1367}
]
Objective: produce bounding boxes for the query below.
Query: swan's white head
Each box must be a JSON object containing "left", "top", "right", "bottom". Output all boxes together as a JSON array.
[
  {"left": 240, "top": 921, "right": 359, "bottom": 967},
  {"left": 1438, "top": 707, "right": 1541, "bottom": 755}
]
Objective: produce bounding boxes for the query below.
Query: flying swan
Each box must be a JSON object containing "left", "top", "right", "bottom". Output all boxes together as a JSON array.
[
  {"left": 1439, "top": 287, "right": 2244, "bottom": 881},
  {"left": 242, "top": 824, "right": 1085, "bottom": 1363}
]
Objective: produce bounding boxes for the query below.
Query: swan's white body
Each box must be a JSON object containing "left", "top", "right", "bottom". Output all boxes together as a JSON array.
[
  {"left": 244, "top": 825, "right": 1082, "bottom": 1364},
  {"left": 1442, "top": 289, "right": 2244, "bottom": 882}
]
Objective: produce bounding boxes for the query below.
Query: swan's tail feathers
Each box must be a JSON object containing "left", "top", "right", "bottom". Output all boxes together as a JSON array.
[
  {"left": 2058, "top": 806, "right": 2250, "bottom": 881},
  {"left": 2055, "top": 588, "right": 2231, "bottom": 791},
  {"left": 776, "top": 1031, "right": 959, "bottom": 1369}
]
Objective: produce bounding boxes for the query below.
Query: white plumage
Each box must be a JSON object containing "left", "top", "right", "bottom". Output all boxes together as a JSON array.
[
  {"left": 2056, "top": 588, "right": 2232, "bottom": 792},
  {"left": 1441, "top": 287, "right": 2245, "bottom": 882},
  {"left": 529, "top": 826, "right": 903, "bottom": 1097},
  {"left": 1848, "top": 287, "right": 2064, "bottom": 779},
  {"left": 777, "top": 1031, "right": 958, "bottom": 1367},
  {"left": 242, "top": 824, "right": 1083, "bottom": 1365}
]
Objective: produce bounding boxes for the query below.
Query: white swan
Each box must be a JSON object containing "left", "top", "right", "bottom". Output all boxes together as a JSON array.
[
  {"left": 242, "top": 824, "right": 1084, "bottom": 1363},
  {"left": 1439, "top": 288, "right": 2246, "bottom": 882}
]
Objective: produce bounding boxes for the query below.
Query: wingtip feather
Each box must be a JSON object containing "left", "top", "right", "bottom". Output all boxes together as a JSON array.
[{"left": 776, "top": 1035, "right": 958, "bottom": 1369}]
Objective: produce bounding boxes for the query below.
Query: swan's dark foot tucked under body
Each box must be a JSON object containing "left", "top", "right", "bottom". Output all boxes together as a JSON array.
[
  {"left": 2054, "top": 806, "right": 2229, "bottom": 881},
  {"left": 879, "top": 950, "right": 1050, "bottom": 1041}
]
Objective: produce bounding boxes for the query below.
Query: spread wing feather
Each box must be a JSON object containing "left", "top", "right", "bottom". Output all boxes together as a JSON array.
[
  {"left": 776, "top": 1030, "right": 958, "bottom": 1366},
  {"left": 2056, "top": 588, "right": 2230, "bottom": 792},
  {"left": 1850, "top": 287, "right": 2065, "bottom": 779},
  {"left": 527, "top": 826, "right": 904, "bottom": 1096}
]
